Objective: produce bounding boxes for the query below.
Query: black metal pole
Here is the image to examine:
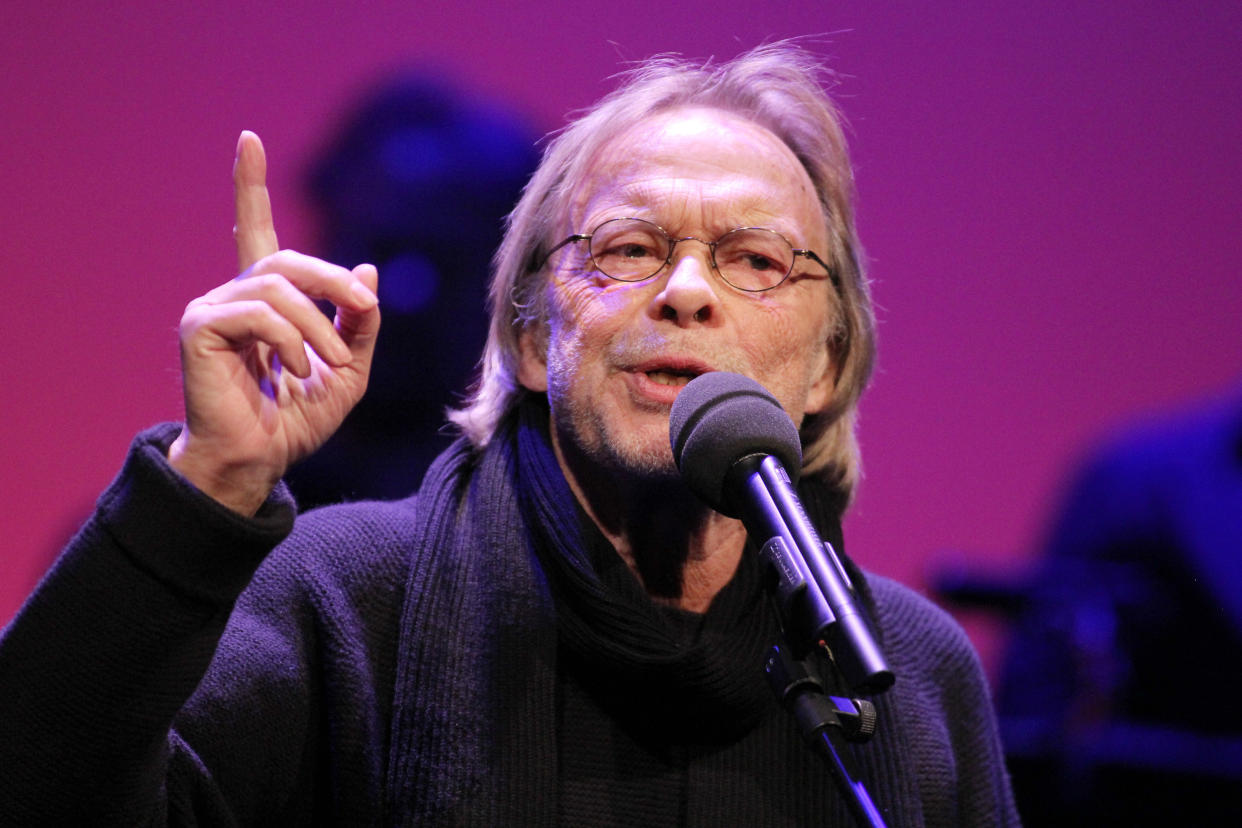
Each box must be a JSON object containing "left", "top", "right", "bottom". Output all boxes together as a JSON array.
[{"left": 765, "top": 645, "right": 888, "bottom": 828}]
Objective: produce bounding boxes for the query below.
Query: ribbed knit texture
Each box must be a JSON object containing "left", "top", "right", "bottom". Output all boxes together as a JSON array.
[
  {"left": 515, "top": 397, "right": 776, "bottom": 741},
  {"left": 0, "top": 409, "right": 1020, "bottom": 825},
  {"left": 386, "top": 395, "right": 1017, "bottom": 825}
]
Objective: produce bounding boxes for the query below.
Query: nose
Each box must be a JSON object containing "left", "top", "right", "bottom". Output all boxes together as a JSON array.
[{"left": 652, "top": 243, "right": 720, "bottom": 325}]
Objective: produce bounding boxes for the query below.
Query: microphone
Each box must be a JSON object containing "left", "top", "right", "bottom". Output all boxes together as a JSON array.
[{"left": 670, "top": 372, "right": 893, "bottom": 694}]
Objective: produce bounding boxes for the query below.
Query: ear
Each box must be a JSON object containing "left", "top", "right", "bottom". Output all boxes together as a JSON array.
[{"left": 516, "top": 327, "right": 548, "bottom": 392}]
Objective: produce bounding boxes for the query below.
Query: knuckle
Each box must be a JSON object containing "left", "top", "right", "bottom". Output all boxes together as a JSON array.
[
  {"left": 271, "top": 249, "right": 300, "bottom": 268},
  {"left": 250, "top": 271, "right": 283, "bottom": 291},
  {"left": 245, "top": 272, "right": 297, "bottom": 303},
  {"left": 180, "top": 299, "right": 210, "bottom": 329}
]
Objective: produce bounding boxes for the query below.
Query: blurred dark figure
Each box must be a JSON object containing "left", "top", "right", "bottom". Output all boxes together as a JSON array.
[
  {"left": 998, "top": 382, "right": 1242, "bottom": 825},
  {"left": 285, "top": 73, "right": 538, "bottom": 508}
]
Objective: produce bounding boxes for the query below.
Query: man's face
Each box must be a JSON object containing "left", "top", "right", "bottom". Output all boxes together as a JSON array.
[{"left": 518, "top": 106, "right": 838, "bottom": 484}]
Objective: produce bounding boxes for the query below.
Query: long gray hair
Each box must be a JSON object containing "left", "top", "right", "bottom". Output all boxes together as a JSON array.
[{"left": 449, "top": 42, "right": 876, "bottom": 502}]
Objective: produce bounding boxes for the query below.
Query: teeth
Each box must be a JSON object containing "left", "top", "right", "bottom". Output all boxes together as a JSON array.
[{"left": 647, "top": 370, "right": 694, "bottom": 387}]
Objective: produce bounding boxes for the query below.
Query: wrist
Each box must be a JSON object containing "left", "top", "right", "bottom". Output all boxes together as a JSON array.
[{"left": 167, "top": 430, "right": 280, "bottom": 517}]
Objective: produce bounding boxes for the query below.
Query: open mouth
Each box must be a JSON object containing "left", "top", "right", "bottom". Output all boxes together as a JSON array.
[{"left": 645, "top": 369, "right": 701, "bottom": 387}]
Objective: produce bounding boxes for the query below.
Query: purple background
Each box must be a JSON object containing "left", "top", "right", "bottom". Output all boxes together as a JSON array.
[{"left": 4, "top": 2, "right": 1240, "bottom": 676}]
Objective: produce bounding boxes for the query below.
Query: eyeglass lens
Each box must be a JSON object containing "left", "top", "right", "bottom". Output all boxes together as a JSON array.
[{"left": 588, "top": 218, "right": 795, "bottom": 292}]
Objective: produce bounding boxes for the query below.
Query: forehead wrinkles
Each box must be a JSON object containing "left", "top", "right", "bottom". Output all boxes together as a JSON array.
[
  {"left": 585, "top": 177, "right": 794, "bottom": 234},
  {"left": 568, "top": 108, "right": 824, "bottom": 243}
]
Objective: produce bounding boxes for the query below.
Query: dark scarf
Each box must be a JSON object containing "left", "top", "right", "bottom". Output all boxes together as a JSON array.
[{"left": 384, "top": 393, "right": 855, "bottom": 825}]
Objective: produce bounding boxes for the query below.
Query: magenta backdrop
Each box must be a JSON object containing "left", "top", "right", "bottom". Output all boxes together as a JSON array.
[{"left": 4, "top": 2, "right": 1241, "bottom": 676}]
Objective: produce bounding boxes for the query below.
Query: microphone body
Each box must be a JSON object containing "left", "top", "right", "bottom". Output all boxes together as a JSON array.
[
  {"left": 733, "top": 454, "right": 893, "bottom": 693},
  {"left": 670, "top": 372, "right": 894, "bottom": 695}
]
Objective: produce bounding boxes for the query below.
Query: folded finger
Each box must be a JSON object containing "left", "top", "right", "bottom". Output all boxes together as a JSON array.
[
  {"left": 183, "top": 299, "right": 315, "bottom": 378},
  {"left": 236, "top": 249, "right": 378, "bottom": 315},
  {"left": 335, "top": 263, "right": 382, "bottom": 354},
  {"left": 200, "top": 272, "right": 353, "bottom": 366}
]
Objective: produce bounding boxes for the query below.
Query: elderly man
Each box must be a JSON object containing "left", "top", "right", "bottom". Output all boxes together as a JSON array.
[{"left": 0, "top": 45, "right": 1017, "bottom": 825}]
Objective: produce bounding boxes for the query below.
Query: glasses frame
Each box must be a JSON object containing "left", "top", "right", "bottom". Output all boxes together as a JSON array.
[{"left": 539, "top": 217, "right": 840, "bottom": 293}]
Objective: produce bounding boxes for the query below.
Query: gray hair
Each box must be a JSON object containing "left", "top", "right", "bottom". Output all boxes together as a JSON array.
[{"left": 448, "top": 42, "right": 877, "bottom": 502}]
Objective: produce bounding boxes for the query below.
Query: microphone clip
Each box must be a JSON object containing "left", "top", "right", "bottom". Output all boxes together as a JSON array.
[{"left": 765, "top": 644, "right": 879, "bottom": 744}]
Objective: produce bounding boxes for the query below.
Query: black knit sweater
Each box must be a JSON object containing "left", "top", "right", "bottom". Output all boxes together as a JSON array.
[{"left": 0, "top": 415, "right": 1018, "bottom": 826}]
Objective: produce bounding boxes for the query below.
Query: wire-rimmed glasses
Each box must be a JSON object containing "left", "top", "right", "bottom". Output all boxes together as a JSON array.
[{"left": 541, "top": 217, "right": 837, "bottom": 293}]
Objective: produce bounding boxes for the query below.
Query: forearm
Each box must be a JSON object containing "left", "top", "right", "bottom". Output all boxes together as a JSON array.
[{"left": 0, "top": 424, "right": 294, "bottom": 823}]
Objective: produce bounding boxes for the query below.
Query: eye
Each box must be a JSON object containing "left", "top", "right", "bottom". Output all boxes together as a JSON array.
[
  {"left": 738, "top": 252, "right": 778, "bottom": 271},
  {"left": 717, "top": 230, "right": 792, "bottom": 272},
  {"left": 714, "top": 228, "right": 796, "bottom": 290},
  {"left": 588, "top": 218, "right": 669, "bottom": 280},
  {"left": 604, "top": 240, "right": 661, "bottom": 260}
]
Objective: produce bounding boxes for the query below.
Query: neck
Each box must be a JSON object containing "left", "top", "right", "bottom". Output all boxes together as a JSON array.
[{"left": 550, "top": 422, "right": 748, "bottom": 614}]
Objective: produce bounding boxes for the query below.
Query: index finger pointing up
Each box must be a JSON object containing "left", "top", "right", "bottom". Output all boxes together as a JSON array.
[{"left": 233, "top": 130, "right": 280, "bottom": 273}]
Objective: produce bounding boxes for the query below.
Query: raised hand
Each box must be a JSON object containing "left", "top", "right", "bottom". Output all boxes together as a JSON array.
[{"left": 167, "top": 131, "right": 380, "bottom": 515}]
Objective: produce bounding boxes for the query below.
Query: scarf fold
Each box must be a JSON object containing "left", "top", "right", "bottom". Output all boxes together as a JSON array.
[
  {"left": 513, "top": 396, "right": 781, "bottom": 741},
  {"left": 385, "top": 408, "right": 560, "bottom": 826},
  {"left": 385, "top": 393, "right": 862, "bottom": 825}
]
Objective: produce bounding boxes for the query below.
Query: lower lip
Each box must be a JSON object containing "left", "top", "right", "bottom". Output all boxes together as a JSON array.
[{"left": 626, "top": 370, "right": 691, "bottom": 406}]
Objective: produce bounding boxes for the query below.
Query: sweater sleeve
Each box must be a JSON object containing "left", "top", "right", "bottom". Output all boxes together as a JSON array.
[
  {"left": 0, "top": 424, "right": 295, "bottom": 825},
  {"left": 866, "top": 574, "right": 1021, "bottom": 828}
]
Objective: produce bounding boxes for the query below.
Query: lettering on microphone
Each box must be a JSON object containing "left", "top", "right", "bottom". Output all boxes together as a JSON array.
[{"left": 761, "top": 536, "right": 806, "bottom": 604}]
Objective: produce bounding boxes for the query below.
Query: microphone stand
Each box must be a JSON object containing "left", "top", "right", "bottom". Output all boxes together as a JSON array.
[{"left": 765, "top": 645, "right": 888, "bottom": 828}]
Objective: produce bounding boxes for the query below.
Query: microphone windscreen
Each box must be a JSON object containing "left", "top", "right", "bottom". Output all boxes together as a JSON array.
[{"left": 669, "top": 372, "right": 802, "bottom": 515}]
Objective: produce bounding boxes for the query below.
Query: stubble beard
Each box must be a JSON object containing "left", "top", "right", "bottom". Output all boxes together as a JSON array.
[{"left": 552, "top": 388, "right": 683, "bottom": 489}]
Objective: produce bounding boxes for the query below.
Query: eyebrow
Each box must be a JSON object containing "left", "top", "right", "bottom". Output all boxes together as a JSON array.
[{"left": 596, "top": 184, "right": 807, "bottom": 242}]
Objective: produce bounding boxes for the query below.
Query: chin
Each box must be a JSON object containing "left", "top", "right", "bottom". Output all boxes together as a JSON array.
[
  {"left": 604, "top": 440, "right": 681, "bottom": 482},
  {"left": 566, "top": 416, "right": 682, "bottom": 484}
]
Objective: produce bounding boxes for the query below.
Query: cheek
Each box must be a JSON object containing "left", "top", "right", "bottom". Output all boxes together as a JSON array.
[
  {"left": 744, "top": 303, "right": 824, "bottom": 363},
  {"left": 740, "top": 300, "right": 835, "bottom": 413},
  {"left": 549, "top": 279, "right": 642, "bottom": 350},
  {"left": 542, "top": 282, "right": 629, "bottom": 383}
]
